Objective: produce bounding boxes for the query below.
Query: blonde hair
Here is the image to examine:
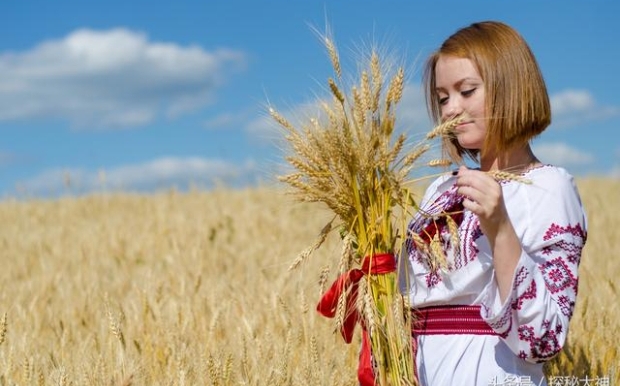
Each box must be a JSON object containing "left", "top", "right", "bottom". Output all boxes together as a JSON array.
[{"left": 423, "top": 21, "right": 551, "bottom": 162}]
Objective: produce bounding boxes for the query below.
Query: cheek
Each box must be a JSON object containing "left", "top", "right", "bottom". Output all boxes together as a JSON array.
[
  {"left": 475, "top": 95, "right": 486, "bottom": 118},
  {"left": 440, "top": 106, "right": 450, "bottom": 120},
  {"left": 475, "top": 105, "right": 486, "bottom": 122}
]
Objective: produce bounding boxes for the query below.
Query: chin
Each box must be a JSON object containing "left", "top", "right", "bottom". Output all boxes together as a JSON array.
[{"left": 457, "top": 141, "right": 483, "bottom": 150}]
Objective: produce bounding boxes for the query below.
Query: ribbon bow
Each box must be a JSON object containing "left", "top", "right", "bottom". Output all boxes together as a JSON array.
[
  {"left": 316, "top": 252, "right": 397, "bottom": 341},
  {"left": 316, "top": 253, "right": 397, "bottom": 386}
]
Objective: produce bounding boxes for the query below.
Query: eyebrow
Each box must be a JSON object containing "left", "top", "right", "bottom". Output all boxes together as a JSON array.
[{"left": 435, "top": 77, "right": 482, "bottom": 92}]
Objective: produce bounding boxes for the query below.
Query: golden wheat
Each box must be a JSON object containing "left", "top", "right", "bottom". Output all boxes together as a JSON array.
[{"left": 0, "top": 178, "right": 616, "bottom": 384}]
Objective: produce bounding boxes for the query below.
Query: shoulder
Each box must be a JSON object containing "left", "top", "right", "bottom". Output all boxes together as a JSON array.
[
  {"left": 507, "top": 165, "right": 587, "bottom": 246},
  {"left": 522, "top": 165, "right": 583, "bottom": 204},
  {"left": 528, "top": 164, "right": 577, "bottom": 188}
]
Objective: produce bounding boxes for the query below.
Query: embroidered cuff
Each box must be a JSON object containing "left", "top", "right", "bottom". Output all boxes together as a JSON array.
[{"left": 479, "top": 251, "right": 535, "bottom": 337}]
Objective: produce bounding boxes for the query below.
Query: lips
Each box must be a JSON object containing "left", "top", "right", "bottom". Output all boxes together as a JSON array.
[{"left": 455, "top": 121, "right": 472, "bottom": 130}]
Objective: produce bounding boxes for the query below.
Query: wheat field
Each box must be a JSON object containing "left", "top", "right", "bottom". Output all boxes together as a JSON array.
[{"left": 0, "top": 178, "right": 618, "bottom": 385}]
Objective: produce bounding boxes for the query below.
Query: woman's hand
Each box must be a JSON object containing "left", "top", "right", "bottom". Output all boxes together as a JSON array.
[
  {"left": 455, "top": 166, "right": 508, "bottom": 239},
  {"left": 455, "top": 166, "right": 522, "bottom": 302}
]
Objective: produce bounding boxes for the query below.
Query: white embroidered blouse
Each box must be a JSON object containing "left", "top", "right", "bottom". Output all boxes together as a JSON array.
[{"left": 398, "top": 165, "right": 588, "bottom": 386}]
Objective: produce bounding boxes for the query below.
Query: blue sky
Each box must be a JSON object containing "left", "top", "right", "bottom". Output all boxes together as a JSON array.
[{"left": 1, "top": 1, "right": 619, "bottom": 198}]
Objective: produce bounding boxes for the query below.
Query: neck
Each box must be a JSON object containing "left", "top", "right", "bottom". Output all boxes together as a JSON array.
[{"left": 479, "top": 145, "right": 540, "bottom": 173}]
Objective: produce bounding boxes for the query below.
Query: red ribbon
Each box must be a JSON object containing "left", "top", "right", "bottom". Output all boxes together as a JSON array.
[{"left": 316, "top": 252, "right": 397, "bottom": 386}]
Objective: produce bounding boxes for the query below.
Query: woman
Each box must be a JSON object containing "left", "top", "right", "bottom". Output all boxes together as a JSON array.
[{"left": 398, "top": 21, "right": 588, "bottom": 385}]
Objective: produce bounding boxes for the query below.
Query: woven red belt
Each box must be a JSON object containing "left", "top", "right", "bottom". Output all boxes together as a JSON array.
[{"left": 412, "top": 305, "right": 498, "bottom": 336}]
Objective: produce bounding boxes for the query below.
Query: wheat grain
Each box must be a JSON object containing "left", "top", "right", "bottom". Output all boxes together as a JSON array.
[
  {"left": 370, "top": 51, "right": 382, "bottom": 112},
  {"left": 488, "top": 170, "right": 532, "bottom": 184},
  {"left": 269, "top": 107, "right": 295, "bottom": 132},
  {"left": 430, "top": 233, "right": 448, "bottom": 271},
  {"left": 324, "top": 37, "right": 341, "bottom": 79},
  {"left": 328, "top": 78, "right": 345, "bottom": 104},
  {"left": 361, "top": 71, "right": 372, "bottom": 113},
  {"left": 351, "top": 86, "right": 366, "bottom": 129},
  {"left": 298, "top": 291, "right": 309, "bottom": 315},
  {"left": 23, "top": 357, "right": 32, "bottom": 383},
  {"left": 58, "top": 367, "right": 67, "bottom": 386},
  {"left": 334, "top": 287, "right": 348, "bottom": 336},
  {"left": 0, "top": 312, "right": 6, "bottom": 346},
  {"left": 222, "top": 353, "right": 233, "bottom": 384},
  {"left": 318, "top": 264, "right": 331, "bottom": 296},
  {"left": 363, "top": 290, "right": 377, "bottom": 336},
  {"left": 428, "top": 159, "right": 453, "bottom": 168},
  {"left": 310, "top": 335, "right": 321, "bottom": 380},
  {"left": 288, "top": 219, "right": 333, "bottom": 271},
  {"left": 408, "top": 230, "right": 430, "bottom": 256},
  {"left": 37, "top": 370, "right": 45, "bottom": 386},
  {"left": 445, "top": 215, "right": 461, "bottom": 258},
  {"left": 387, "top": 67, "right": 405, "bottom": 106},
  {"left": 108, "top": 309, "right": 126, "bottom": 350},
  {"left": 207, "top": 354, "right": 219, "bottom": 386},
  {"left": 338, "top": 233, "right": 355, "bottom": 274},
  {"left": 426, "top": 116, "right": 462, "bottom": 139}
]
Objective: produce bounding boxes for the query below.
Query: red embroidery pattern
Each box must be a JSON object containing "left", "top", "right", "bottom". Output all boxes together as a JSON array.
[
  {"left": 425, "top": 271, "right": 441, "bottom": 288},
  {"left": 543, "top": 223, "right": 586, "bottom": 242},
  {"left": 556, "top": 294, "right": 575, "bottom": 316},
  {"left": 457, "top": 211, "right": 482, "bottom": 269},
  {"left": 513, "top": 266, "right": 529, "bottom": 288},
  {"left": 540, "top": 256, "right": 577, "bottom": 294},
  {"left": 542, "top": 223, "right": 586, "bottom": 265},
  {"left": 482, "top": 303, "right": 512, "bottom": 338},
  {"left": 512, "top": 280, "right": 536, "bottom": 311},
  {"left": 518, "top": 322, "right": 564, "bottom": 362},
  {"left": 510, "top": 221, "right": 584, "bottom": 361}
]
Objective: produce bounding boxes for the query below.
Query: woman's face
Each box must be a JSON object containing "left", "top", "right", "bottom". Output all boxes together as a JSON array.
[{"left": 435, "top": 55, "right": 486, "bottom": 150}]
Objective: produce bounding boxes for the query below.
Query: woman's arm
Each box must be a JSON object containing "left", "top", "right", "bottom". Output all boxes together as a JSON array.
[
  {"left": 455, "top": 166, "right": 521, "bottom": 302},
  {"left": 457, "top": 167, "right": 587, "bottom": 362}
]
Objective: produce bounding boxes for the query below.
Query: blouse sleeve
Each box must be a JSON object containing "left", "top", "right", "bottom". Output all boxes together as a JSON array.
[{"left": 478, "top": 170, "right": 587, "bottom": 363}]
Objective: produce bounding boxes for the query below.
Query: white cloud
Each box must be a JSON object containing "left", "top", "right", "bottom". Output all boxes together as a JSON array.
[
  {"left": 533, "top": 142, "right": 594, "bottom": 166},
  {"left": 550, "top": 89, "right": 620, "bottom": 129},
  {"left": 0, "top": 28, "right": 246, "bottom": 129},
  {"left": 15, "top": 157, "right": 258, "bottom": 195},
  {"left": 551, "top": 89, "right": 595, "bottom": 116}
]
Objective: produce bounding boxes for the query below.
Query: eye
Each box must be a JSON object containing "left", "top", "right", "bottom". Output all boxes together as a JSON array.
[
  {"left": 461, "top": 88, "right": 476, "bottom": 97},
  {"left": 438, "top": 96, "right": 448, "bottom": 105}
]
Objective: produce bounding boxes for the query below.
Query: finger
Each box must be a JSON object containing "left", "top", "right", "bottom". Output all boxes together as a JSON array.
[
  {"left": 456, "top": 170, "right": 492, "bottom": 186},
  {"left": 457, "top": 185, "right": 483, "bottom": 205},
  {"left": 461, "top": 196, "right": 481, "bottom": 214},
  {"left": 457, "top": 174, "right": 500, "bottom": 198}
]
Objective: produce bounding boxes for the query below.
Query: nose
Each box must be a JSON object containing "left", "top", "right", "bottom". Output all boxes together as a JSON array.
[{"left": 441, "top": 97, "right": 463, "bottom": 121}]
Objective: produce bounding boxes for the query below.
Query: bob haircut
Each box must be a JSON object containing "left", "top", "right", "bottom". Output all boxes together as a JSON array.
[{"left": 423, "top": 21, "right": 551, "bottom": 162}]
